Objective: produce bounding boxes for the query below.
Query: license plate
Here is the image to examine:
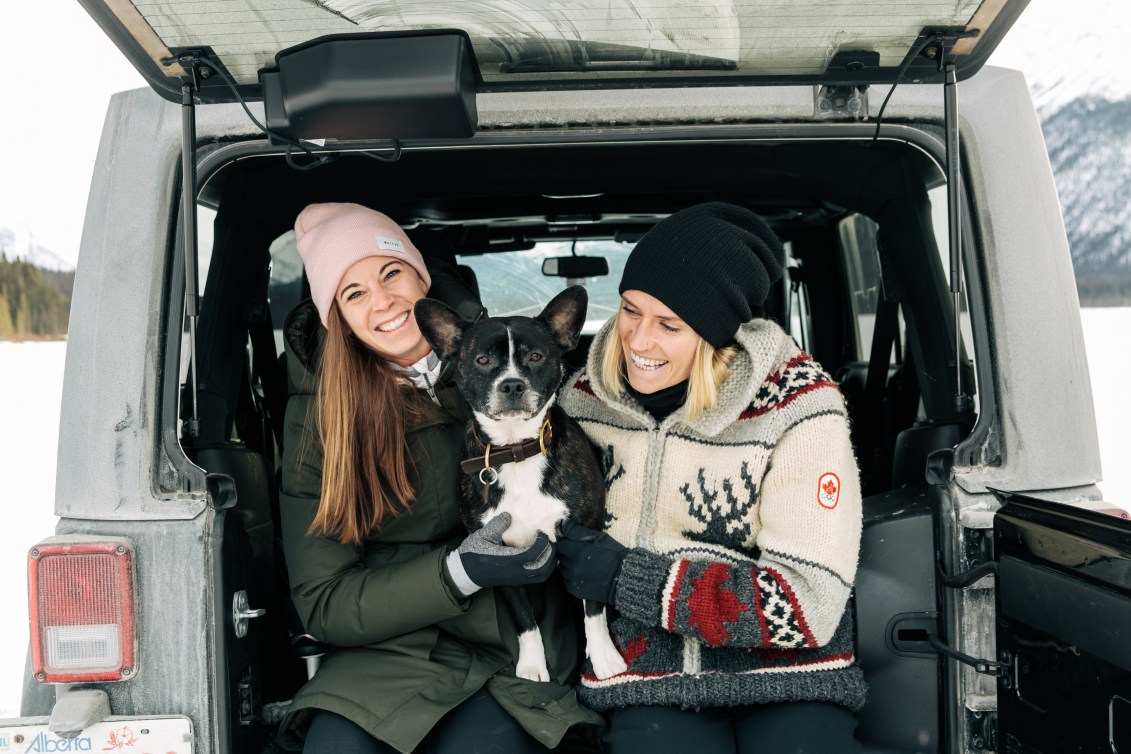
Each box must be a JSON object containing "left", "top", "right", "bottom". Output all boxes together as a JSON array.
[{"left": 0, "top": 716, "right": 191, "bottom": 754}]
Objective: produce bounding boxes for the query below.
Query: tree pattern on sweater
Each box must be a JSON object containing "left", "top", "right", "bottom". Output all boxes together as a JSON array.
[
  {"left": 600, "top": 443, "right": 624, "bottom": 526},
  {"left": 680, "top": 463, "right": 759, "bottom": 555},
  {"left": 600, "top": 443, "right": 625, "bottom": 491}
]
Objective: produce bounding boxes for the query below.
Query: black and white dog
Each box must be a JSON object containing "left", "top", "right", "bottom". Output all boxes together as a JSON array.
[{"left": 414, "top": 286, "right": 627, "bottom": 682}]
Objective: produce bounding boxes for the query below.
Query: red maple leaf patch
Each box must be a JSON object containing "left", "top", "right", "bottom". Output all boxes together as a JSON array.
[
  {"left": 817, "top": 472, "right": 841, "bottom": 509},
  {"left": 685, "top": 563, "right": 749, "bottom": 646}
]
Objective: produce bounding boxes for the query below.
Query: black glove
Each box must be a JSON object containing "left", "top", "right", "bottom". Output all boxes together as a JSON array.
[
  {"left": 557, "top": 520, "right": 629, "bottom": 604},
  {"left": 444, "top": 513, "right": 556, "bottom": 597}
]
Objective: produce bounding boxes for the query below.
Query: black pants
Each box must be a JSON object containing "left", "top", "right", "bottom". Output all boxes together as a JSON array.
[
  {"left": 302, "top": 689, "right": 545, "bottom": 754},
  {"left": 603, "top": 702, "right": 860, "bottom": 754}
]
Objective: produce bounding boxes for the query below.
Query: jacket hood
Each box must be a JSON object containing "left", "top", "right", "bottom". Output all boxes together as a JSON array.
[
  {"left": 582, "top": 316, "right": 799, "bottom": 437},
  {"left": 284, "top": 299, "right": 324, "bottom": 392}
]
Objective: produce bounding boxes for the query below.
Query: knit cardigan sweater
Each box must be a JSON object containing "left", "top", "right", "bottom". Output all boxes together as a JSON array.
[{"left": 559, "top": 318, "right": 866, "bottom": 712}]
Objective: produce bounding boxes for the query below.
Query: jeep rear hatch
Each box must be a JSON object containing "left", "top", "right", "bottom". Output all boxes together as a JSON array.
[{"left": 80, "top": 0, "right": 1028, "bottom": 104}]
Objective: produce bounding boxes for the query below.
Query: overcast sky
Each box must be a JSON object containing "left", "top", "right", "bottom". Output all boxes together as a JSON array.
[
  {"left": 0, "top": 0, "right": 144, "bottom": 265},
  {"left": 0, "top": 0, "right": 1125, "bottom": 267}
]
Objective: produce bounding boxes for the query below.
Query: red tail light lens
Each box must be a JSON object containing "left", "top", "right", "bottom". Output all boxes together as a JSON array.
[{"left": 28, "top": 538, "right": 136, "bottom": 683}]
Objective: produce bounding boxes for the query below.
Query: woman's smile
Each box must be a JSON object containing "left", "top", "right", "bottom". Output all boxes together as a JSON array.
[
  {"left": 375, "top": 311, "right": 410, "bottom": 333},
  {"left": 629, "top": 350, "right": 668, "bottom": 371}
]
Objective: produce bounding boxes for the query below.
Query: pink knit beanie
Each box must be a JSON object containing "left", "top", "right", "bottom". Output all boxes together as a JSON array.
[{"left": 294, "top": 202, "right": 432, "bottom": 325}]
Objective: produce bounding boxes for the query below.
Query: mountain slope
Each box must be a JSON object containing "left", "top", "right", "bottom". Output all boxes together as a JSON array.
[
  {"left": 0, "top": 226, "right": 74, "bottom": 272},
  {"left": 1037, "top": 96, "right": 1131, "bottom": 304}
]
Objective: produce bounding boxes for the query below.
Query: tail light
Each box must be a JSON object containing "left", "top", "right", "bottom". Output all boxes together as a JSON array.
[{"left": 28, "top": 537, "right": 136, "bottom": 683}]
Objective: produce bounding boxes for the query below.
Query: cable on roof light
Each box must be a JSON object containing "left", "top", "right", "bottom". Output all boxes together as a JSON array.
[
  {"left": 866, "top": 29, "right": 980, "bottom": 148},
  {"left": 162, "top": 52, "right": 401, "bottom": 168}
]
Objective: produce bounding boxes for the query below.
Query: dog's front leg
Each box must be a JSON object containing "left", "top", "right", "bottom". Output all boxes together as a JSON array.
[
  {"left": 501, "top": 585, "right": 550, "bottom": 682},
  {"left": 584, "top": 600, "right": 627, "bottom": 680}
]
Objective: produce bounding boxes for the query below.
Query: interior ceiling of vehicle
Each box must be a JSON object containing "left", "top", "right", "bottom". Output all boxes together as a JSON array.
[{"left": 200, "top": 139, "right": 944, "bottom": 252}]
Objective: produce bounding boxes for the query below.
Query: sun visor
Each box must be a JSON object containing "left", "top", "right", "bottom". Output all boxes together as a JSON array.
[{"left": 260, "top": 31, "right": 478, "bottom": 144}]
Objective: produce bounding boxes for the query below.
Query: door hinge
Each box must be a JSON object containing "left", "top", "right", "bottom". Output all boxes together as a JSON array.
[
  {"left": 238, "top": 667, "right": 255, "bottom": 726},
  {"left": 967, "top": 708, "right": 998, "bottom": 751}
]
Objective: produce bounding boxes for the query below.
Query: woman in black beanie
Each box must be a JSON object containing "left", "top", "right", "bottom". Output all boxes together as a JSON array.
[{"left": 556, "top": 203, "right": 864, "bottom": 753}]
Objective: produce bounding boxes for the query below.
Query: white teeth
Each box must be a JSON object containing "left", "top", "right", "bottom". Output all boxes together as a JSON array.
[
  {"left": 630, "top": 351, "right": 667, "bottom": 370},
  {"left": 377, "top": 312, "right": 409, "bottom": 332}
]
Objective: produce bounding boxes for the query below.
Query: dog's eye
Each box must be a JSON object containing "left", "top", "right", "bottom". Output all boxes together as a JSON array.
[
  {"left": 529, "top": 352, "right": 543, "bottom": 363},
  {"left": 476, "top": 355, "right": 490, "bottom": 365}
]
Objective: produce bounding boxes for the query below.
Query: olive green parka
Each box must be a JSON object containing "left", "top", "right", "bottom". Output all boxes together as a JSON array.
[{"left": 276, "top": 282, "right": 602, "bottom": 753}]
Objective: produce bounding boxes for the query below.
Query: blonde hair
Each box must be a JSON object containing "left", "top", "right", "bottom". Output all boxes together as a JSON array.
[
  {"left": 600, "top": 311, "right": 739, "bottom": 421},
  {"left": 308, "top": 304, "right": 428, "bottom": 545}
]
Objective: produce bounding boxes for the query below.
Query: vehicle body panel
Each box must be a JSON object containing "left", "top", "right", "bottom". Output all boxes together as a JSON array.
[
  {"left": 58, "top": 89, "right": 204, "bottom": 521},
  {"left": 942, "top": 67, "right": 1100, "bottom": 494}
]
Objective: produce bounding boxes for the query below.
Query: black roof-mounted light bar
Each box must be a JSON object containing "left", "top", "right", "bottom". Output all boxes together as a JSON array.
[{"left": 259, "top": 31, "right": 480, "bottom": 145}]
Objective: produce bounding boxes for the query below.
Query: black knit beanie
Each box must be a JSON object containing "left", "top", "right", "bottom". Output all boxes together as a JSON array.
[{"left": 619, "top": 202, "right": 785, "bottom": 348}]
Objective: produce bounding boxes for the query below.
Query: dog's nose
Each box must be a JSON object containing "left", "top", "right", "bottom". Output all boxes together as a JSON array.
[{"left": 498, "top": 378, "right": 526, "bottom": 395}]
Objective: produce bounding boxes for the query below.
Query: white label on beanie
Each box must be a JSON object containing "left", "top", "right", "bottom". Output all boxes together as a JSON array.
[{"left": 375, "top": 235, "right": 406, "bottom": 253}]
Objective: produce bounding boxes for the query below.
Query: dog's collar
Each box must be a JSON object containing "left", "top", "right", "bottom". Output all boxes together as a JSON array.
[{"left": 461, "top": 414, "right": 554, "bottom": 484}]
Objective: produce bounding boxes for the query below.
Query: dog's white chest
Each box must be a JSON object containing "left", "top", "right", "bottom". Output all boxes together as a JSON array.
[{"left": 480, "top": 456, "right": 569, "bottom": 547}]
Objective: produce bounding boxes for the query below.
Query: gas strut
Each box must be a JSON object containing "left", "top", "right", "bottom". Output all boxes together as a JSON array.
[
  {"left": 162, "top": 51, "right": 206, "bottom": 440},
  {"left": 943, "top": 55, "right": 971, "bottom": 417},
  {"left": 934, "top": 31, "right": 978, "bottom": 418}
]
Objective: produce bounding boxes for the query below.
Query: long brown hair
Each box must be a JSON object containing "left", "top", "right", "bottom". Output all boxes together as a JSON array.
[
  {"left": 600, "top": 311, "right": 740, "bottom": 421},
  {"left": 308, "top": 304, "right": 428, "bottom": 544}
]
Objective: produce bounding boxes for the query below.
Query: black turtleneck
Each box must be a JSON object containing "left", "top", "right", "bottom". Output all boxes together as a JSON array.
[{"left": 624, "top": 378, "right": 689, "bottom": 422}]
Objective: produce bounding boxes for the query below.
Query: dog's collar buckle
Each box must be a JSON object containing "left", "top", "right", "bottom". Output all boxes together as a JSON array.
[{"left": 478, "top": 459, "right": 499, "bottom": 486}]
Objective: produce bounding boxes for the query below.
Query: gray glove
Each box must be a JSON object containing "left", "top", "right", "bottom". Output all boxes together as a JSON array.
[{"left": 444, "top": 513, "right": 556, "bottom": 597}]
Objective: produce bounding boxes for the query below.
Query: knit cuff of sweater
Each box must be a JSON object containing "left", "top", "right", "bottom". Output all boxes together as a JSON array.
[{"left": 613, "top": 548, "right": 675, "bottom": 625}]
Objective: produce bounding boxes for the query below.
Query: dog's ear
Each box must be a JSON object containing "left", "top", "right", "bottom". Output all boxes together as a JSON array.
[
  {"left": 537, "top": 285, "right": 588, "bottom": 352},
  {"left": 414, "top": 298, "right": 467, "bottom": 360}
]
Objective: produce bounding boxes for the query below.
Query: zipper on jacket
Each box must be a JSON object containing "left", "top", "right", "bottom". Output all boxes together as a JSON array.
[{"left": 638, "top": 425, "right": 666, "bottom": 551}]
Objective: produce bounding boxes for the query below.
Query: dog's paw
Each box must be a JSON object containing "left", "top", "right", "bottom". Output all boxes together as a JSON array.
[
  {"left": 516, "top": 630, "right": 551, "bottom": 682},
  {"left": 587, "top": 640, "right": 628, "bottom": 680},
  {"left": 584, "top": 611, "right": 628, "bottom": 679},
  {"left": 516, "top": 658, "right": 551, "bottom": 683}
]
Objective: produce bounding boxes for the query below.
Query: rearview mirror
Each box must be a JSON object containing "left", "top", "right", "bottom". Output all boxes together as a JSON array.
[{"left": 542, "top": 256, "right": 609, "bottom": 278}]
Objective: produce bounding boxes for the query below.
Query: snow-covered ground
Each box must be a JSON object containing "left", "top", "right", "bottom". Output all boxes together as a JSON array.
[
  {"left": 0, "top": 342, "right": 65, "bottom": 717},
  {"left": 1080, "top": 308, "right": 1131, "bottom": 505},
  {"left": 0, "top": 312, "right": 1129, "bottom": 715}
]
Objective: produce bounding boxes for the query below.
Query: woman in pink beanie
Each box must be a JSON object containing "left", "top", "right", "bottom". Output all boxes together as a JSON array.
[{"left": 277, "top": 203, "right": 602, "bottom": 754}]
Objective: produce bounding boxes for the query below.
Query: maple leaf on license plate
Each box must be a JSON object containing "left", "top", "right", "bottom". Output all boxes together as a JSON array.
[{"left": 0, "top": 716, "right": 191, "bottom": 753}]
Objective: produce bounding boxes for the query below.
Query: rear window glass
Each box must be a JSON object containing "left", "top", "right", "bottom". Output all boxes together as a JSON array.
[
  {"left": 458, "top": 241, "right": 630, "bottom": 334},
  {"left": 133, "top": 0, "right": 988, "bottom": 86}
]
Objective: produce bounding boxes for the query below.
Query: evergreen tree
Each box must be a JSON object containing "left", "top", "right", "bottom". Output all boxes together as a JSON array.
[
  {"left": 15, "top": 293, "right": 32, "bottom": 335},
  {"left": 0, "top": 292, "right": 13, "bottom": 339},
  {"left": 0, "top": 256, "right": 73, "bottom": 339}
]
